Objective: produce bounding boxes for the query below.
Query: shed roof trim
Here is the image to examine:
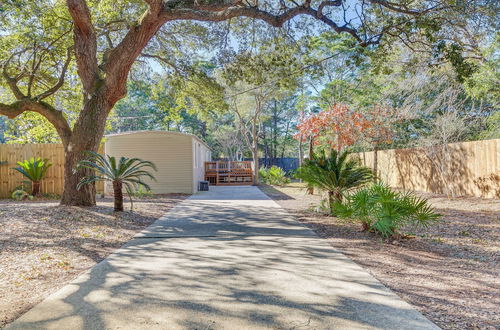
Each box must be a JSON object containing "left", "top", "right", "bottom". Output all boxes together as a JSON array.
[{"left": 105, "top": 130, "right": 210, "bottom": 150}]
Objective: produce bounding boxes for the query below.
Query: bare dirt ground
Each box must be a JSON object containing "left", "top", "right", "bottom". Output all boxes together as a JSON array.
[
  {"left": 260, "top": 183, "right": 500, "bottom": 330},
  {"left": 0, "top": 194, "right": 188, "bottom": 328}
]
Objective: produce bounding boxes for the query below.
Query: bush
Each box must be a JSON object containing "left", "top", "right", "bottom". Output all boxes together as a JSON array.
[
  {"left": 259, "top": 166, "right": 290, "bottom": 186},
  {"left": 333, "top": 183, "right": 441, "bottom": 238},
  {"left": 133, "top": 185, "right": 154, "bottom": 198},
  {"left": 295, "top": 149, "right": 373, "bottom": 213},
  {"left": 11, "top": 182, "right": 34, "bottom": 201},
  {"left": 12, "top": 189, "right": 33, "bottom": 201},
  {"left": 12, "top": 157, "right": 52, "bottom": 196}
]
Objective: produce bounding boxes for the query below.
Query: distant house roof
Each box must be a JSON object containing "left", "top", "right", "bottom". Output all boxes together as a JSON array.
[{"left": 105, "top": 130, "right": 211, "bottom": 150}]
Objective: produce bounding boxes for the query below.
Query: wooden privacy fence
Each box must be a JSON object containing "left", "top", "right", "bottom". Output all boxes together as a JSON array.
[
  {"left": 0, "top": 144, "right": 103, "bottom": 198},
  {"left": 355, "top": 139, "right": 499, "bottom": 199}
]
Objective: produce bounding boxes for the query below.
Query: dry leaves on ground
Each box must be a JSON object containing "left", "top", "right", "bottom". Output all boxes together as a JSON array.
[
  {"left": 260, "top": 183, "right": 500, "bottom": 330},
  {"left": 0, "top": 194, "right": 187, "bottom": 328}
]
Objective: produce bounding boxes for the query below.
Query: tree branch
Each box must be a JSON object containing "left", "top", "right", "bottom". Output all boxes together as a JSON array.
[
  {"left": 369, "top": 0, "right": 446, "bottom": 16},
  {"left": 0, "top": 100, "right": 72, "bottom": 146},
  {"left": 66, "top": 0, "right": 99, "bottom": 93},
  {"left": 102, "top": 1, "right": 167, "bottom": 105},
  {"left": 317, "top": 0, "right": 341, "bottom": 18},
  {"left": 35, "top": 47, "right": 73, "bottom": 100},
  {"left": 2, "top": 51, "right": 27, "bottom": 100}
]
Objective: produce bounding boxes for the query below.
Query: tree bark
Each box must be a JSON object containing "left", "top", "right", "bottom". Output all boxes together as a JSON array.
[
  {"left": 252, "top": 146, "right": 259, "bottom": 185},
  {"left": 373, "top": 144, "right": 379, "bottom": 182},
  {"left": 328, "top": 191, "right": 334, "bottom": 214},
  {"left": 32, "top": 181, "right": 41, "bottom": 196},
  {"left": 306, "top": 137, "right": 314, "bottom": 195},
  {"left": 112, "top": 180, "right": 124, "bottom": 212},
  {"left": 60, "top": 94, "right": 110, "bottom": 206}
]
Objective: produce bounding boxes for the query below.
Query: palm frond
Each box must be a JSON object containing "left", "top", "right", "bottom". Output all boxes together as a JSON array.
[{"left": 76, "top": 152, "right": 157, "bottom": 212}]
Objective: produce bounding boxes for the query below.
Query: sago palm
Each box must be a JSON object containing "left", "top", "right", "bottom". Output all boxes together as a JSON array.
[
  {"left": 13, "top": 157, "right": 52, "bottom": 196},
  {"left": 295, "top": 149, "right": 373, "bottom": 213},
  {"left": 76, "top": 151, "right": 157, "bottom": 211},
  {"left": 333, "top": 183, "right": 441, "bottom": 237}
]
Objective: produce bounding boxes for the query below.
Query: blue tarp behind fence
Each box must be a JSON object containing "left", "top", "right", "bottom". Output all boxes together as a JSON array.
[
  {"left": 257, "top": 158, "right": 299, "bottom": 173},
  {"left": 215, "top": 157, "right": 300, "bottom": 173}
]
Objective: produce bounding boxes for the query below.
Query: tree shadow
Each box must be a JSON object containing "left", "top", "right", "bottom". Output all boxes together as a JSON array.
[
  {"left": 6, "top": 187, "right": 437, "bottom": 329},
  {"left": 257, "top": 184, "right": 296, "bottom": 201},
  {"left": 387, "top": 142, "right": 499, "bottom": 198}
]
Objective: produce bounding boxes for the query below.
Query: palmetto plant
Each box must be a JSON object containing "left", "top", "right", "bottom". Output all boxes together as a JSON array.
[
  {"left": 76, "top": 152, "right": 157, "bottom": 212},
  {"left": 334, "top": 183, "right": 441, "bottom": 238},
  {"left": 13, "top": 157, "right": 52, "bottom": 196},
  {"left": 295, "top": 149, "right": 373, "bottom": 213}
]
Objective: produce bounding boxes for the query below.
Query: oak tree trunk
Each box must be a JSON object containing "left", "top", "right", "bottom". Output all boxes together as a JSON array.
[{"left": 60, "top": 94, "right": 110, "bottom": 206}]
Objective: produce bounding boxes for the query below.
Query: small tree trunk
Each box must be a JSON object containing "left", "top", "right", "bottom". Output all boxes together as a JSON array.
[
  {"left": 298, "top": 137, "right": 303, "bottom": 168},
  {"left": 307, "top": 137, "right": 314, "bottom": 195},
  {"left": 373, "top": 144, "right": 379, "bottom": 182},
  {"left": 113, "top": 181, "right": 124, "bottom": 212},
  {"left": 32, "top": 181, "right": 41, "bottom": 196},
  {"left": 253, "top": 147, "right": 259, "bottom": 185},
  {"left": 334, "top": 191, "right": 342, "bottom": 203},
  {"left": 328, "top": 191, "right": 334, "bottom": 214}
]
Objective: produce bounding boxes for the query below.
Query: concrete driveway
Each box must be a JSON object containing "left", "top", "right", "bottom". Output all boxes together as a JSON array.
[{"left": 8, "top": 186, "right": 438, "bottom": 330}]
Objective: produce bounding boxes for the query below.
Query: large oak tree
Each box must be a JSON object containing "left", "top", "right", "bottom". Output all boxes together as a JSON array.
[{"left": 0, "top": 0, "right": 458, "bottom": 206}]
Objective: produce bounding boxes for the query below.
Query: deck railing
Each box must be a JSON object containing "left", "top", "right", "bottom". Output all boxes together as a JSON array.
[{"left": 204, "top": 161, "right": 253, "bottom": 185}]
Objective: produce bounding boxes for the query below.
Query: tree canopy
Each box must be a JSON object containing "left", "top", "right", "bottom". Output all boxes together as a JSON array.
[{"left": 0, "top": 0, "right": 498, "bottom": 204}]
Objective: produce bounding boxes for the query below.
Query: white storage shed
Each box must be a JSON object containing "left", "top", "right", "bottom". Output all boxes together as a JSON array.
[{"left": 104, "top": 130, "right": 211, "bottom": 194}]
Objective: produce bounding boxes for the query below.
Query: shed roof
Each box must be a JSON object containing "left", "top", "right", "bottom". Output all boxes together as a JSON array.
[{"left": 105, "top": 130, "right": 211, "bottom": 150}]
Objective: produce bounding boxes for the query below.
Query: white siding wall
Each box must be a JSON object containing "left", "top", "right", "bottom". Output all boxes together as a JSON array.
[
  {"left": 105, "top": 132, "right": 194, "bottom": 194},
  {"left": 192, "top": 139, "right": 212, "bottom": 192}
]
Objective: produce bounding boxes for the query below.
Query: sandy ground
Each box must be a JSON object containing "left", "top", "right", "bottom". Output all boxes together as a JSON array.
[
  {"left": 0, "top": 194, "right": 188, "bottom": 328},
  {"left": 260, "top": 183, "right": 500, "bottom": 330}
]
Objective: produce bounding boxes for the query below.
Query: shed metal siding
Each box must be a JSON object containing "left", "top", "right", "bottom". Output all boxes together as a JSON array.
[
  {"left": 105, "top": 132, "right": 194, "bottom": 194},
  {"left": 192, "top": 139, "right": 212, "bottom": 192}
]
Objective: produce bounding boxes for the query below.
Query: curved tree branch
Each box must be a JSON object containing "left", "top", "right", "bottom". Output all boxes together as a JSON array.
[
  {"left": 35, "top": 47, "right": 73, "bottom": 101},
  {"left": 0, "top": 100, "right": 72, "bottom": 146},
  {"left": 2, "top": 50, "right": 27, "bottom": 100}
]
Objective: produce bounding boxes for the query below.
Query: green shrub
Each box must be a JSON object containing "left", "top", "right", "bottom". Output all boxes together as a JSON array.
[
  {"left": 295, "top": 149, "right": 373, "bottom": 213},
  {"left": 11, "top": 189, "right": 33, "bottom": 201},
  {"left": 259, "top": 166, "right": 290, "bottom": 186},
  {"left": 333, "top": 183, "right": 441, "bottom": 238},
  {"left": 12, "top": 158, "right": 52, "bottom": 196},
  {"left": 133, "top": 185, "right": 154, "bottom": 198},
  {"left": 259, "top": 166, "right": 269, "bottom": 182}
]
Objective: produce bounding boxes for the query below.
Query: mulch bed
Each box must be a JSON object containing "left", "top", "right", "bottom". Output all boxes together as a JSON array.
[
  {"left": 260, "top": 183, "right": 500, "bottom": 330},
  {"left": 0, "top": 194, "right": 188, "bottom": 328}
]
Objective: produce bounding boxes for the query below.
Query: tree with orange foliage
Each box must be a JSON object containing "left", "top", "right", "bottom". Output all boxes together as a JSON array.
[
  {"left": 294, "top": 104, "right": 370, "bottom": 154},
  {"left": 295, "top": 104, "right": 400, "bottom": 181}
]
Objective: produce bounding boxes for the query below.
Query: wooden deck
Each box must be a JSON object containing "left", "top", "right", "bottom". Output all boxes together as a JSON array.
[{"left": 204, "top": 161, "right": 253, "bottom": 185}]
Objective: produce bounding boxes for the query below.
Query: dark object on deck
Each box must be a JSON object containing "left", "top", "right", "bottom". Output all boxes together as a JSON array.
[{"left": 199, "top": 181, "right": 209, "bottom": 191}]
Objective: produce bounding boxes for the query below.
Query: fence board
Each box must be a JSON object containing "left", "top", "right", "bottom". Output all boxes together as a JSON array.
[
  {"left": 355, "top": 139, "right": 500, "bottom": 199},
  {"left": 1, "top": 140, "right": 498, "bottom": 199},
  {"left": 0, "top": 144, "right": 104, "bottom": 198}
]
